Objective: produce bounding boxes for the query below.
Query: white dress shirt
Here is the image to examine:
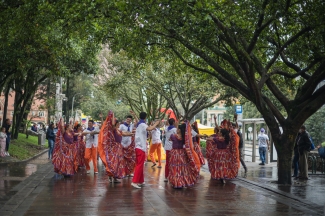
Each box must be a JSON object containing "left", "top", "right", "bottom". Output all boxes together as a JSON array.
[
  {"left": 135, "top": 123, "right": 148, "bottom": 152},
  {"left": 84, "top": 127, "right": 100, "bottom": 148},
  {"left": 119, "top": 123, "right": 134, "bottom": 147}
]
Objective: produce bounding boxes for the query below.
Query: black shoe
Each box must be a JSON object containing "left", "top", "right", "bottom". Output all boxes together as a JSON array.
[
  {"left": 151, "top": 163, "right": 157, "bottom": 168},
  {"left": 244, "top": 167, "right": 247, "bottom": 173},
  {"left": 291, "top": 175, "right": 297, "bottom": 178},
  {"left": 259, "top": 163, "right": 265, "bottom": 165}
]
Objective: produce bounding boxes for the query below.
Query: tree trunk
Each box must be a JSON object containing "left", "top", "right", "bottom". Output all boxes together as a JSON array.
[
  {"left": 65, "top": 76, "right": 70, "bottom": 124},
  {"left": 272, "top": 128, "right": 298, "bottom": 185},
  {"left": 2, "top": 85, "right": 10, "bottom": 124}
]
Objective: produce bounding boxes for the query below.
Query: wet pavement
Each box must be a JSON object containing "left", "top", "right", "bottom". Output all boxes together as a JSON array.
[
  {"left": 0, "top": 154, "right": 324, "bottom": 215},
  {"left": 0, "top": 151, "right": 49, "bottom": 209}
]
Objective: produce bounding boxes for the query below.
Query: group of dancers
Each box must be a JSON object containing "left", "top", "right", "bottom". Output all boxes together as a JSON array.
[{"left": 51, "top": 110, "right": 240, "bottom": 189}]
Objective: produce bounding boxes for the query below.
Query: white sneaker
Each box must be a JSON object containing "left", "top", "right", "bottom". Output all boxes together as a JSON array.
[
  {"left": 131, "top": 183, "right": 141, "bottom": 189},
  {"left": 94, "top": 172, "right": 98, "bottom": 174},
  {"left": 6, "top": 152, "right": 10, "bottom": 156},
  {"left": 128, "top": 174, "right": 134, "bottom": 177},
  {"left": 86, "top": 170, "right": 90, "bottom": 174},
  {"left": 139, "top": 182, "right": 145, "bottom": 186}
]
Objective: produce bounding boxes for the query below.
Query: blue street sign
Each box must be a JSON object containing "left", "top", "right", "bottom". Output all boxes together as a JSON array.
[{"left": 235, "top": 105, "right": 242, "bottom": 114}]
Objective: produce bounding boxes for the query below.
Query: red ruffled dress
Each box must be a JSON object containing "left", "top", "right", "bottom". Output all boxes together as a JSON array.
[
  {"left": 74, "top": 131, "right": 86, "bottom": 167},
  {"left": 52, "top": 125, "right": 78, "bottom": 176},
  {"left": 98, "top": 112, "right": 126, "bottom": 179},
  {"left": 168, "top": 123, "right": 200, "bottom": 188},
  {"left": 123, "top": 136, "right": 136, "bottom": 175},
  {"left": 206, "top": 130, "right": 240, "bottom": 180}
]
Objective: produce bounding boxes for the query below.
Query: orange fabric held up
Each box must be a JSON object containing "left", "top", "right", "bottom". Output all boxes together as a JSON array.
[
  {"left": 98, "top": 116, "right": 112, "bottom": 175},
  {"left": 187, "top": 123, "right": 201, "bottom": 171}
]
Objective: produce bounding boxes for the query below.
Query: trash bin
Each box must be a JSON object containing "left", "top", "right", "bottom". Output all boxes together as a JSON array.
[{"left": 38, "top": 133, "right": 45, "bottom": 146}]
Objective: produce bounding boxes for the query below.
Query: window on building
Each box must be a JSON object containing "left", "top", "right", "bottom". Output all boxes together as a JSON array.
[
  {"left": 38, "top": 111, "right": 45, "bottom": 117},
  {"left": 10, "top": 111, "right": 14, "bottom": 116}
]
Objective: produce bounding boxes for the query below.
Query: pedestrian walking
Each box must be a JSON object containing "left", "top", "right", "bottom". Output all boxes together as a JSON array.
[
  {"left": 131, "top": 112, "right": 160, "bottom": 189},
  {"left": 0, "top": 127, "right": 7, "bottom": 157},
  {"left": 257, "top": 128, "right": 269, "bottom": 165},
  {"left": 297, "top": 125, "right": 312, "bottom": 180},
  {"left": 46, "top": 123, "right": 56, "bottom": 159},
  {"left": 2, "top": 119, "right": 11, "bottom": 156}
]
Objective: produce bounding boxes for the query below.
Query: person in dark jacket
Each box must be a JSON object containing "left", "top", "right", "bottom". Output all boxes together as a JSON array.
[
  {"left": 46, "top": 123, "right": 56, "bottom": 159},
  {"left": 296, "top": 125, "right": 312, "bottom": 180}
]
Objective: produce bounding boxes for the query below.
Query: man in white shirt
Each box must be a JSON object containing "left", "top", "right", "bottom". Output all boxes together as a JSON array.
[
  {"left": 149, "top": 122, "right": 162, "bottom": 168},
  {"left": 257, "top": 128, "right": 269, "bottom": 165},
  {"left": 119, "top": 115, "right": 135, "bottom": 176},
  {"left": 164, "top": 118, "right": 177, "bottom": 182},
  {"left": 131, "top": 112, "right": 160, "bottom": 189},
  {"left": 84, "top": 120, "right": 100, "bottom": 174}
]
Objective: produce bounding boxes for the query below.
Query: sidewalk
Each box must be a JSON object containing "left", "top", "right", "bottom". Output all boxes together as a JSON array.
[{"left": 0, "top": 157, "right": 324, "bottom": 215}]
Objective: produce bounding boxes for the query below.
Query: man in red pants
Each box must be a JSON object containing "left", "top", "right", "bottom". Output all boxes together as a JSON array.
[{"left": 131, "top": 112, "right": 160, "bottom": 189}]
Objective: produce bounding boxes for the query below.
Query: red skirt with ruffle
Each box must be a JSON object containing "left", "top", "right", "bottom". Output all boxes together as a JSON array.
[
  {"left": 52, "top": 139, "right": 78, "bottom": 176},
  {"left": 168, "top": 149, "right": 199, "bottom": 188},
  {"left": 206, "top": 138, "right": 239, "bottom": 180},
  {"left": 75, "top": 139, "right": 86, "bottom": 167},
  {"left": 123, "top": 141, "right": 136, "bottom": 175},
  {"left": 193, "top": 142, "right": 205, "bottom": 165}
]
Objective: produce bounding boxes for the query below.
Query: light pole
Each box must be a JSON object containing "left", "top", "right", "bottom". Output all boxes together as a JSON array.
[{"left": 71, "top": 93, "right": 82, "bottom": 122}]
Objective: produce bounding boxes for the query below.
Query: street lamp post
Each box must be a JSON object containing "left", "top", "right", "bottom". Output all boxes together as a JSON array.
[{"left": 71, "top": 93, "right": 82, "bottom": 122}]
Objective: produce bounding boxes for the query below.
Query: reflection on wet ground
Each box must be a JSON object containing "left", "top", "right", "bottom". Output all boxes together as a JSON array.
[
  {"left": 237, "top": 162, "right": 325, "bottom": 207},
  {"left": 1, "top": 154, "right": 324, "bottom": 215},
  {"left": 24, "top": 160, "right": 307, "bottom": 216},
  {"left": 0, "top": 152, "right": 49, "bottom": 208}
]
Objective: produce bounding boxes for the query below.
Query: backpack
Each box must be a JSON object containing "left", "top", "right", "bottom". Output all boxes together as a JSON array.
[{"left": 310, "top": 136, "right": 315, "bottom": 150}]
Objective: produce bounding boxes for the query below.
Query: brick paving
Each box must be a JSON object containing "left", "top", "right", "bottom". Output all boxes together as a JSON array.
[{"left": 1, "top": 154, "right": 324, "bottom": 215}]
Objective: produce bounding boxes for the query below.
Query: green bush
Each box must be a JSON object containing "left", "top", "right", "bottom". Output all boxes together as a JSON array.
[{"left": 200, "top": 140, "right": 206, "bottom": 148}]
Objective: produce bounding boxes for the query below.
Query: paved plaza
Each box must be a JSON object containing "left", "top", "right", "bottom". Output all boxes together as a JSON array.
[{"left": 1, "top": 152, "right": 325, "bottom": 216}]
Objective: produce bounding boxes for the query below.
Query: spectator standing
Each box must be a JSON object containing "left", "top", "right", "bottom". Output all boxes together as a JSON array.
[
  {"left": 297, "top": 125, "right": 312, "bottom": 180},
  {"left": 31, "top": 124, "right": 38, "bottom": 132},
  {"left": 257, "top": 128, "right": 269, "bottom": 165},
  {"left": 46, "top": 123, "right": 56, "bottom": 159},
  {"left": 0, "top": 127, "right": 7, "bottom": 157},
  {"left": 2, "top": 119, "right": 11, "bottom": 156}
]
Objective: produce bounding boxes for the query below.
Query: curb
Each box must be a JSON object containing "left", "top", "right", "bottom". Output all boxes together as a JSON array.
[
  {"left": 0, "top": 149, "right": 49, "bottom": 165},
  {"left": 235, "top": 176, "right": 323, "bottom": 215}
]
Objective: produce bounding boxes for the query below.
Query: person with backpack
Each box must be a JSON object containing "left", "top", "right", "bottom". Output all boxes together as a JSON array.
[{"left": 296, "top": 125, "right": 312, "bottom": 180}]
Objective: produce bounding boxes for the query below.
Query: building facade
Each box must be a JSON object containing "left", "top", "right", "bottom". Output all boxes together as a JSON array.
[{"left": 0, "top": 90, "right": 48, "bottom": 126}]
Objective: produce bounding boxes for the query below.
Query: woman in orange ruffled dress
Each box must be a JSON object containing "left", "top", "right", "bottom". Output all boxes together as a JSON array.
[
  {"left": 74, "top": 123, "right": 86, "bottom": 168},
  {"left": 206, "top": 119, "right": 240, "bottom": 184},
  {"left": 191, "top": 122, "right": 206, "bottom": 166},
  {"left": 52, "top": 120, "right": 78, "bottom": 176},
  {"left": 98, "top": 111, "right": 134, "bottom": 183},
  {"left": 168, "top": 122, "right": 200, "bottom": 188}
]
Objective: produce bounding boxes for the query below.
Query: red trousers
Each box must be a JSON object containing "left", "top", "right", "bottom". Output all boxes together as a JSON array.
[
  {"left": 84, "top": 146, "right": 98, "bottom": 172},
  {"left": 132, "top": 148, "right": 146, "bottom": 184},
  {"left": 165, "top": 150, "right": 170, "bottom": 179}
]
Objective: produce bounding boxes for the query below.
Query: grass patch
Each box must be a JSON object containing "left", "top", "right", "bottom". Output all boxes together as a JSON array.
[{"left": 8, "top": 133, "right": 47, "bottom": 160}]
